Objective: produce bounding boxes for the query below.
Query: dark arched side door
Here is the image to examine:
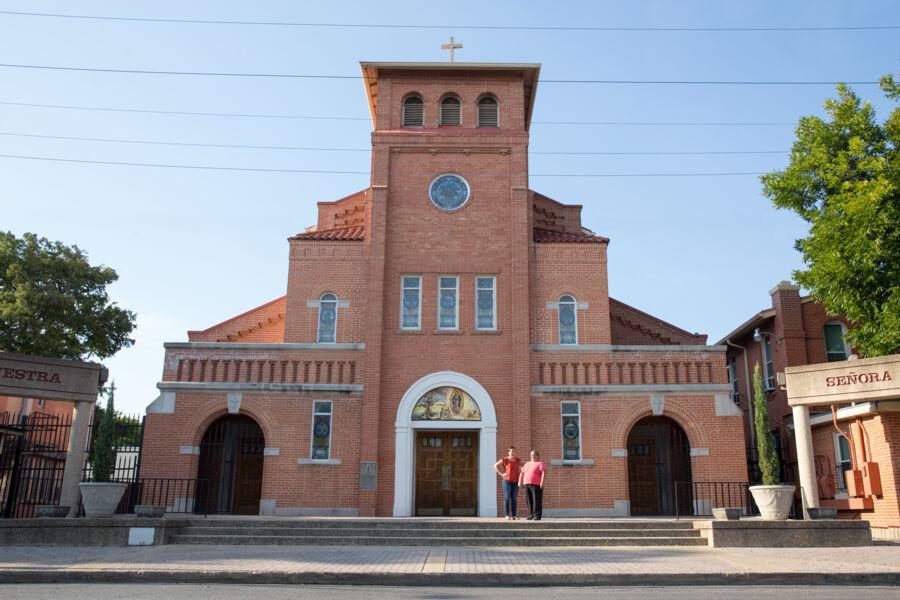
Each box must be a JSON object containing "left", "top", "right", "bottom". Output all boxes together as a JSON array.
[
  {"left": 627, "top": 416, "right": 692, "bottom": 516},
  {"left": 197, "top": 415, "right": 265, "bottom": 515}
]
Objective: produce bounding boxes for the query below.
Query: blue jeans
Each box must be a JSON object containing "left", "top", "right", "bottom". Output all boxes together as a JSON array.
[{"left": 502, "top": 479, "right": 519, "bottom": 517}]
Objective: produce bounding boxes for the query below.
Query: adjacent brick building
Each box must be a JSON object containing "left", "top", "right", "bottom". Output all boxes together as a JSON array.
[
  {"left": 140, "top": 61, "right": 746, "bottom": 517},
  {"left": 720, "top": 282, "right": 900, "bottom": 537},
  {"left": 717, "top": 282, "right": 852, "bottom": 450}
]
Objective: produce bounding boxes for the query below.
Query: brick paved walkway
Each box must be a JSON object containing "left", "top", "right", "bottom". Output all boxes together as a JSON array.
[{"left": 1, "top": 544, "right": 899, "bottom": 577}]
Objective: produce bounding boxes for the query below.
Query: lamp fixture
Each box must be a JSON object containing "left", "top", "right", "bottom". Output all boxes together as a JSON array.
[{"left": 752, "top": 328, "right": 782, "bottom": 344}]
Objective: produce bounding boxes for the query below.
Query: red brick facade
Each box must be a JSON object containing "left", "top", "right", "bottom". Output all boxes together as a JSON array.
[{"left": 140, "top": 62, "right": 746, "bottom": 517}]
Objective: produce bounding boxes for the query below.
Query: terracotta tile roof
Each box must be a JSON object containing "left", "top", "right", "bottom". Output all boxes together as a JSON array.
[
  {"left": 292, "top": 225, "right": 366, "bottom": 241},
  {"left": 533, "top": 228, "right": 609, "bottom": 244}
]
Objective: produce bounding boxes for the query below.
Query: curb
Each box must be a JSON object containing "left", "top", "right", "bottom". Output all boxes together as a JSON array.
[{"left": 1, "top": 570, "right": 899, "bottom": 587}]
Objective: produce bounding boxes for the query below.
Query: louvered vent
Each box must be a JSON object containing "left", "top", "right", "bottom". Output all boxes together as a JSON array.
[
  {"left": 402, "top": 97, "right": 424, "bottom": 127},
  {"left": 477, "top": 97, "right": 499, "bottom": 128},
  {"left": 440, "top": 97, "right": 461, "bottom": 125}
]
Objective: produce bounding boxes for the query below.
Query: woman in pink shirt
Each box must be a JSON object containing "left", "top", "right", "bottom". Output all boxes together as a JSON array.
[{"left": 518, "top": 450, "right": 547, "bottom": 520}]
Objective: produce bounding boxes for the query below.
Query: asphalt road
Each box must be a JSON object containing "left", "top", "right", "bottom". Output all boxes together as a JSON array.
[{"left": 1, "top": 585, "right": 898, "bottom": 599}]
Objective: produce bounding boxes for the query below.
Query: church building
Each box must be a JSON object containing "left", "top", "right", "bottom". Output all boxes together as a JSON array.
[{"left": 140, "top": 61, "right": 747, "bottom": 517}]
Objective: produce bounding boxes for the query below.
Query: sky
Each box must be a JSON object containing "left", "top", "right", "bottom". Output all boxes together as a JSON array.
[{"left": 1, "top": 1, "right": 898, "bottom": 414}]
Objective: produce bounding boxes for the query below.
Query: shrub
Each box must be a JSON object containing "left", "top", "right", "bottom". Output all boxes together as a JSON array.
[
  {"left": 752, "top": 364, "right": 780, "bottom": 485},
  {"left": 91, "top": 383, "right": 117, "bottom": 483}
]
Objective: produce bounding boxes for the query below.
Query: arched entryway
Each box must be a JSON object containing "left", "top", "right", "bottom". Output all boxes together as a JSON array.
[
  {"left": 393, "top": 371, "right": 498, "bottom": 517},
  {"left": 626, "top": 416, "right": 692, "bottom": 516},
  {"left": 197, "top": 414, "right": 265, "bottom": 515}
]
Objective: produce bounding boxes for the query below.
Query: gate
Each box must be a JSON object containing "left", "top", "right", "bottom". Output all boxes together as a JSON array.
[
  {"left": 0, "top": 412, "right": 72, "bottom": 518},
  {"left": 0, "top": 409, "right": 146, "bottom": 518}
]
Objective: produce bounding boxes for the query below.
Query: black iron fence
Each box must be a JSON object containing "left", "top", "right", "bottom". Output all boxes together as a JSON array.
[
  {"left": 746, "top": 441, "right": 803, "bottom": 518},
  {"left": 2, "top": 410, "right": 214, "bottom": 518},
  {"left": 674, "top": 481, "right": 799, "bottom": 519},
  {"left": 81, "top": 411, "right": 144, "bottom": 483},
  {"left": 0, "top": 412, "right": 71, "bottom": 518},
  {"left": 116, "top": 478, "right": 211, "bottom": 515}
]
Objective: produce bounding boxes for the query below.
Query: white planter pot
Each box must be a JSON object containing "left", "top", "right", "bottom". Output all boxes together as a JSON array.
[
  {"left": 79, "top": 482, "right": 128, "bottom": 517},
  {"left": 749, "top": 484, "right": 795, "bottom": 520}
]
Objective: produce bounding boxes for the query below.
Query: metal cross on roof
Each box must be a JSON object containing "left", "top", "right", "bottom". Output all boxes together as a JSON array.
[{"left": 441, "top": 36, "right": 463, "bottom": 62}]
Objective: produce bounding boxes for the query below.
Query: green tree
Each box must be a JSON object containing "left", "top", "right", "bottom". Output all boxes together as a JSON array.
[
  {"left": 91, "top": 382, "right": 118, "bottom": 482},
  {"left": 752, "top": 364, "right": 780, "bottom": 485},
  {"left": 0, "top": 231, "right": 136, "bottom": 360},
  {"left": 760, "top": 75, "right": 900, "bottom": 357}
]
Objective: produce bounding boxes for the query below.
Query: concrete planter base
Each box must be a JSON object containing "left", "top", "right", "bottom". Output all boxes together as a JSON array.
[
  {"left": 79, "top": 482, "right": 127, "bottom": 518},
  {"left": 34, "top": 505, "right": 70, "bottom": 518},
  {"left": 694, "top": 519, "right": 872, "bottom": 547},
  {"left": 807, "top": 507, "right": 838, "bottom": 519},
  {"left": 749, "top": 484, "right": 795, "bottom": 520},
  {"left": 134, "top": 505, "right": 166, "bottom": 518},
  {"left": 712, "top": 507, "right": 742, "bottom": 520}
]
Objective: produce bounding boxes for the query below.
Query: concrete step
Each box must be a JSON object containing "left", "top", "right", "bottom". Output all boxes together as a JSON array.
[
  {"left": 169, "top": 526, "right": 701, "bottom": 538},
  {"left": 169, "top": 534, "right": 707, "bottom": 546},
  {"left": 174, "top": 519, "right": 696, "bottom": 531}
]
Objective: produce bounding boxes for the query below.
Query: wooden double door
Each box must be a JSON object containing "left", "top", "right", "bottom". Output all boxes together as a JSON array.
[{"left": 415, "top": 431, "right": 478, "bottom": 516}]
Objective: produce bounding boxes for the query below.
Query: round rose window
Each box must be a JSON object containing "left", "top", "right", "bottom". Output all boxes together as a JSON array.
[{"left": 429, "top": 174, "right": 470, "bottom": 211}]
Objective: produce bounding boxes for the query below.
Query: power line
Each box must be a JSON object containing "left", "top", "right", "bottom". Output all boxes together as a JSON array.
[
  {"left": 0, "top": 130, "right": 788, "bottom": 155},
  {"left": 0, "top": 100, "right": 371, "bottom": 121},
  {"left": 0, "top": 63, "right": 880, "bottom": 85},
  {"left": 0, "top": 63, "right": 358, "bottom": 79},
  {"left": 0, "top": 152, "right": 765, "bottom": 176},
  {"left": 531, "top": 150, "right": 786, "bottom": 156},
  {"left": 0, "top": 100, "right": 799, "bottom": 126},
  {"left": 0, "top": 131, "right": 370, "bottom": 152},
  {"left": 1, "top": 10, "right": 897, "bottom": 32},
  {"left": 535, "top": 121, "right": 796, "bottom": 126}
]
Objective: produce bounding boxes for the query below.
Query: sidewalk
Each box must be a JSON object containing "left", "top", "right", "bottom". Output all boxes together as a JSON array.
[{"left": 1, "top": 544, "right": 900, "bottom": 586}]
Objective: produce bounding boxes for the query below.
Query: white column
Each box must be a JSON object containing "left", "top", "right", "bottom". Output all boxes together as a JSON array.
[
  {"left": 59, "top": 400, "right": 93, "bottom": 517},
  {"left": 392, "top": 426, "right": 412, "bottom": 516},
  {"left": 478, "top": 426, "right": 498, "bottom": 517},
  {"left": 792, "top": 404, "right": 819, "bottom": 518}
]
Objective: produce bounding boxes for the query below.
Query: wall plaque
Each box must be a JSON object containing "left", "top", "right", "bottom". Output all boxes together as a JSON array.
[{"left": 360, "top": 461, "right": 377, "bottom": 491}]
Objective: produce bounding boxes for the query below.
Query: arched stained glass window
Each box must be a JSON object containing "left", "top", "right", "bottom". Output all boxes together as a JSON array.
[
  {"left": 412, "top": 386, "right": 481, "bottom": 421},
  {"left": 558, "top": 294, "right": 577, "bottom": 345},
  {"left": 317, "top": 293, "right": 338, "bottom": 343}
]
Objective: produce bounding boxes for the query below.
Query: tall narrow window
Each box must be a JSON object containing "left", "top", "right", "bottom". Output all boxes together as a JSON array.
[
  {"left": 310, "top": 400, "right": 333, "bottom": 460},
  {"left": 440, "top": 97, "right": 461, "bottom": 125},
  {"left": 401, "top": 276, "right": 422, "bottom": 330},
  {"left": 477, "top": 96, "right": 499, "bottom": 127},
  {"left": 762, "top": 337, "right": 775, "bottom": 390},
  {"left": 438, "top": 276, "right": 459, "bottom": 330},
  {"left": 475, "top": 276, "right": 496, "bottom": 330},
  {"left": 824, "top": 323, "right": 849, "bottom": 362},
  {"left": 558, "top": 295, "right": 577, "bottom": 344},
  {"left": 402, "top": 96, "right": 424, "bottom": 127},
  {"left": 561, "top": 402, "right": 581, "bottom": 461},
  {"left": 317, "top": 293, "right": 337, "bottom": 343},
  {"left": 727, "top": 358, "right": 740, "bottom": 404},
  {"left": 834, "top": 433, "right": 852, "bottom": 493}
]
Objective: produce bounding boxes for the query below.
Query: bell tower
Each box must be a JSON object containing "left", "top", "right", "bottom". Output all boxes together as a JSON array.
[{"left": 355, "top": 62, "right": 541, "bottom": 515}]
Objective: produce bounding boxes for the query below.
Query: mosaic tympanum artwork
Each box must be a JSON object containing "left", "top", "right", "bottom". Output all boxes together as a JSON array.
[{"left": 412, "top": 386, "right": 481, "bottom": 421}]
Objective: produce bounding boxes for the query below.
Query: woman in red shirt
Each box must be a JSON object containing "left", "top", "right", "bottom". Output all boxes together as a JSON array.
[
  {"left": 494, "top": 447, "right": 523, "bottom": 519},
  {"left": 518, "top": 450, "right": 547, "bottom": 520}
]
